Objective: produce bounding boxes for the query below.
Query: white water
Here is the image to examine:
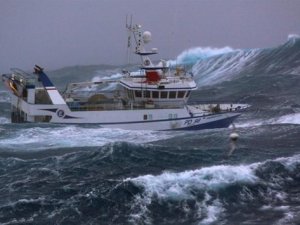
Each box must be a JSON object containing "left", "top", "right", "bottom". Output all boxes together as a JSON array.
[
  {"left": 168, "top": 46, "right": 235, "bottom": 66},
  {"left": 236, "top": 113, "right": 300, "bottom": 128},
  {"left": 0, "top": 126, "right": 176, "bottom": 151},
  {"left": 0, "top": 117, "right": 10, "bottom": 124},
  {"left": 288, "top": 33, "right": 300, "bottom": 41},
  {"left": 91, "top": 72, "right": 123, "bottom": 82},
  {"left": 126, "top": 154, "right": 300, "bottom": 224},
  {"left": 126, "top": 163, "right": 259, "bottom": 224},
  {"left": 128, "top": 164, "right": 259, "bottom": 200},
  {"left": 192, "top": 49, "right": 261, "bottom": 87},
  {"left": 275, "top": 113, "right": 300, "bottom": 125},
  {"left": 0, "top": 90, "right": 10, "bottom": 103}
]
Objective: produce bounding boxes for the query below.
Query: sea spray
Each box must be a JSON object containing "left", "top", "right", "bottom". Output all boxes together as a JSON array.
[
  {"left": 124, "top": 154, "right": 300, "bottom": 224},
  {"left": 168, "top": 46, "right": 235, "bottom": 66},
  {"left": 0, "top": 126, "right": 175, "bottom": 151}
]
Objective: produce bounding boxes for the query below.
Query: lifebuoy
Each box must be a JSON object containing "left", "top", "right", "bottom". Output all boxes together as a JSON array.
[{"left": 9, "top": 81, "right": 20, "bottom": 96}]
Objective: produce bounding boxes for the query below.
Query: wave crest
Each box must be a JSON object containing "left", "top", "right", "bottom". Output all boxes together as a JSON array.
[
  {"left": 124, "top": 154, "right": 300, "bottom": 224},
  {"left": 169, "top": 46, "right": 235, "bottom": 66},
  {"left": 288, "top": 33, "right": 300, "bottom": 40}
]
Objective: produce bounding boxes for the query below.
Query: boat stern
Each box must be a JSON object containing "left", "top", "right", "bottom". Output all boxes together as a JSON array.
[{"left": 2, "top": 66, "right": 68, "bottom": 123}]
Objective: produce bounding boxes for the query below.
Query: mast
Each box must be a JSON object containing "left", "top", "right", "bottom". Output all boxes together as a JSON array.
[
  {"left": 126, "top": 18, "right": 158, "bottom": 68},
  {"left": 126, "top": 15, "right": 133, "bottom": 64}
]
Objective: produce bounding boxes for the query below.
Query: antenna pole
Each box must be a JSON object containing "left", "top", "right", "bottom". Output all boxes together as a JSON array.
[{"left": 126, "top": 15, "right": 133, "bottom": 64}]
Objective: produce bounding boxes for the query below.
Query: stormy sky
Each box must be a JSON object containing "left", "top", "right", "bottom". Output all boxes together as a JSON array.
[{"left": 0, "top": 0, "right": 299, "bottom": 73}]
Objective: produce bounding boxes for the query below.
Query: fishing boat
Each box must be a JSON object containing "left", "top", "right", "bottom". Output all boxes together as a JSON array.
[{"left": 1, "top": 23, "right": 249, "bottom": 130}]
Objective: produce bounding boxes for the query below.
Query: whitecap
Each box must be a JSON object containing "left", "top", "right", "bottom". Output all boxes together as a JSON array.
[
  {"left": 288, "top": 33, "right": 300, "bottom": 40},
  {"left": 274, "top": 113, "right": 300, "bottom": 125},
  {"left": 168, "top": 46, "right": 235, "bottom": 66},
  {"left": 0, "top": 117, "right": 10, "bottom": 124},
  {"left": 0, "top": 90, "right": 10, "bottom": 103},
  {"left": 235, "top": 113, "right": 300, "bottom": 127},
  {"left": 0, "top": 126, "right": 175, "bottom": 151},
  {"left": 126, "top": 163, "right": 259, "bottom": 224},
  {"left": 125, "top": 154, "right": 300, "bottom": 224},
  {"left": 127, "top": 164, "right": 259, "bottom": 200},
  {"left": 91, "top": 72, "right": 123, "bottom": 82}
]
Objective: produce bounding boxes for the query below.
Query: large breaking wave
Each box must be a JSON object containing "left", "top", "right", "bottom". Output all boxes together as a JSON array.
[
  {"left": 191, "top": 35, "right": 300, "bottom": 87},
  {"left": 168, "top": 46, "right": 235, "bottom": 66}
]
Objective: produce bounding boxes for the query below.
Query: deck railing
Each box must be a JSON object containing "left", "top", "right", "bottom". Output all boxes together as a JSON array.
[{"left": 67, "top": 99, "right": 186, "bottom": 111}]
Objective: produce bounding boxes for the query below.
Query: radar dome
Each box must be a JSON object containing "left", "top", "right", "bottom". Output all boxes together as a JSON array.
[{"left": 143, "top": 31, "right": 152, "bottom": 44}]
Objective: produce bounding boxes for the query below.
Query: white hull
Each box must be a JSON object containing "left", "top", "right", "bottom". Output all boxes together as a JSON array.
[{"left": 10, "top": 94, "right": 243, "bottom": 131}]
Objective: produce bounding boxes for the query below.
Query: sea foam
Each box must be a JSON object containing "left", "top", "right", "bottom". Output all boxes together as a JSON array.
[
  {"left": 126, "top": 154, "right": 300, "bottom": 224},
  {"left": 0, "top": 126, "right": 175, "bottom": 151}
]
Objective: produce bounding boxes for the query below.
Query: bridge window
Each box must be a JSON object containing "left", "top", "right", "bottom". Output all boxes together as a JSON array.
[
  {"left": 144, "top": 90, "right": 151, "bottom": 98},
  {"left": 160, "top": 91, "right": 168, "bottom": 98},
  {"left": 152, "top": 91, "right": 159, "bottom": 98},
  {"left": 169, "top": 91, "right": 176, "bottom": 99},
  {"left": 177, "top": 91, "right": 186, "bottom": 98},
  {"left": 135, "top": 90, "right": 142, "bottom": 98}
]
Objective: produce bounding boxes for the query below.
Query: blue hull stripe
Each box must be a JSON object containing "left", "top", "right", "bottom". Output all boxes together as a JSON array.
[
  {"left": 172, "top": 115, "right": 239, "bottom": 130},
  {"left": 52, "top": 115, "right": 239, "bottom": 130},
  {"left": 64, "top": 113, "right": 240, "bottom": 125},
  {"left": 41, "top": 108, "right": 241, "bottom": 125}
]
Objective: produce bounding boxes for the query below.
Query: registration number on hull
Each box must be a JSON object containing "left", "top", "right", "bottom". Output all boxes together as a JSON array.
[{"left": 183, "top": 117, "right": 202, "bottom": 126}]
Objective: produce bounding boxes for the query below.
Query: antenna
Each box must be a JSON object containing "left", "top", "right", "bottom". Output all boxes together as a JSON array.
[
  {"left": 125, "top": 17, "right": 156, "bottom": 68},
  {"left": 126, "top": 15, "right": 133, "bottom": 64}
]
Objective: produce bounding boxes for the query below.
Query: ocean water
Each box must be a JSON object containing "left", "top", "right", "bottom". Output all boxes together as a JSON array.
[{"left": 1, "top": 36, "right": 300, "bottom": 224}]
